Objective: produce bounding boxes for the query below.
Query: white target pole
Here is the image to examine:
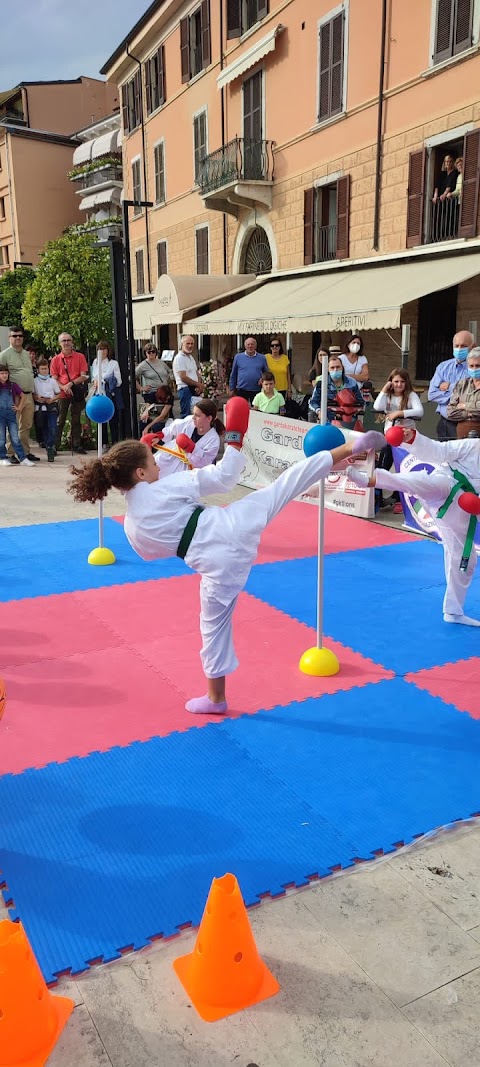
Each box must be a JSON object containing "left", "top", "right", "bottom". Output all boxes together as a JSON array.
[
  {"left": 97, "top": 356, "right": 104, "bottom": 550},
  {"left": 316, "top": 351, "right": 328, "bottom": 650}
]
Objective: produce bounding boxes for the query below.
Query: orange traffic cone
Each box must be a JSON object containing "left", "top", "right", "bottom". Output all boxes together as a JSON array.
[
  {"left": 173, "top": 872, "right": 280, "bottom": 1022},
  {"left": 0, "top": 919, "right": 74, "bottom": 1066}
]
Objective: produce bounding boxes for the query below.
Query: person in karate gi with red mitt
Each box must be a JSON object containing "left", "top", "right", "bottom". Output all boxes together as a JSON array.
[{"left": 69, "top": 399, "right": 383, "bottom": 713}]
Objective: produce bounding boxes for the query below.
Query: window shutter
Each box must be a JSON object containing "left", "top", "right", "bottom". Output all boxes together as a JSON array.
[
  {"left": 406, "top": 149, "right": 426, "bottom": 248},
  {"left": 159, "top": 45, "right": 166, "bottom": 104},
  {"left": 196, "top": 228, "right": 209, "bottom": 274},
  {"left": 157, "top": 241, "right": 167, "bottom": 278},
  {"left": 454, "top": 0, "right": 473, "bottom": 53},
  {"left": 257, "top": 0, "right": 269, "bottom": 19},
  {"left": 180, "top": 17, "right": 190, "bottom": 82},
  {"left": 145, "top": 60, "right": 152, "bottom": 116},
  {"left": 121, "top": 86, "right": 129, "bottom": 134},
  {"left": 318, "top": 22, "right": 331, "bottom": 121},
  {"left": 330, "top": 13, "right": 344, "bottom": 116},
  {"left": 227, "top": 0, "right": 242, "bottom": 38},
  {"left": 134, "top": 70, "right": 142, "bottom": 127},
  {"left": 336, "top": 175, "right": 350, "bottom": 259},
  {"left": 459, "top": 129, "right": 480, "bottom": 238},
  {"left": 434, "top": 0, "right": 454, "bottom": 63},
  {"left": 304, "top": 187, "right": 315, "bottom": 265},
  {"left": 201, "top": 0, "right": 211, "bottom": 68}
]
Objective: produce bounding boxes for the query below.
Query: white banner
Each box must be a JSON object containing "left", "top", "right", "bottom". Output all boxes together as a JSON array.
[{"left": 239, "top": 410, "right": 375, "bottom": 518}]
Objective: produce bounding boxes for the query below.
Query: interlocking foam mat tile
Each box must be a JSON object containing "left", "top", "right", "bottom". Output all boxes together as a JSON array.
[{"left": 406, "top": 659, "right": 480, "bottom": 720}]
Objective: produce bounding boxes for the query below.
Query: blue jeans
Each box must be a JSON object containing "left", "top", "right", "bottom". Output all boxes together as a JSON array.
[
  {"left": 0, "top": 411, "right": 26, "bottom": 461},
  {"left": 178, "top": 386, "right": 195, "bottom": 418},
  {"left": 36, "top": 408, "right": 58, "bottom": 449}
]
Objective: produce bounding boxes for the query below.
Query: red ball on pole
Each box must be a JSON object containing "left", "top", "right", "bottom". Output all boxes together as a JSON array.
[
  {"left": 458, "top": 492, "right": 480, "bottom": 516},
  {"left": 385, "top": 425, "right": 405, "bottom": 447}
]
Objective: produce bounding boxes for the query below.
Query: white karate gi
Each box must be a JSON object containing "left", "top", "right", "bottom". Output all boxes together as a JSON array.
[
  {"left": 124, "top": 447, "right": 334, "bottom": 678},
  {"left": 154, "top": 416, "right": 220, "bottom": 478},
  {"left": 375, "top": 432, "right": 480, "bottom": 617}
]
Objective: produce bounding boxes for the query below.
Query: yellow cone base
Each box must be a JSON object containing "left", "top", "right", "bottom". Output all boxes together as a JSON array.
[
  {"left": 299, "top": 646, "right": 340, "bottom": 677},
  {"left": 88, "top": 547, "right": 116, "bottom": 567}
]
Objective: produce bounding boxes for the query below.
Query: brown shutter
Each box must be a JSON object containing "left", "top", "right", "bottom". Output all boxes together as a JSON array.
[
  {"left": 318, "top": 21, "right": 331, "bottom": 121},
  {"left": 304, "top": 187, "right": 315, "bottom": 265},
  {"left": 454, "top": 0, "right": 473, "bottom": 53},
  {"left": 134, "top": 70, "right": 142, "bottom": 127},
  {"left": 196, "top": 228, "right": 209, "bottom": 274},
  {"left": 257, "top": 0, "right": 268, "bottom": 19},
  {"left": 157, "top": 241, "right": 167, "bottom": 277},
  {"left": 406, "top": 149, "right": 426, "bottom": 248},
  {"left": 159, "top": 45, "right": 166, "bottom": 104},
  {"left": 330, "top": 12, "right": 344, "bottom": 116},
  {"left": 145, "top": 60, "right": 152, "bottom": 116},
  {"left": 459, "top": 129, "right": 480, "bottom": 238},
  {"left": 227, "top": 0, "right": 242, "bottom": 38},
  {"left": 336, "top": 174, "right": 350, "bottom": 259},
  {"left": 201, "top": 0, "right": 211, "bottom": 68},
  {"left": 121, "top": 85, "right": 129, "bottom": 134},
  {"left": 434, "top": 0, "right": 454, "bottom": 62},
  {"left": 180, "top": 17, "right": 190, "bottom": 82}
]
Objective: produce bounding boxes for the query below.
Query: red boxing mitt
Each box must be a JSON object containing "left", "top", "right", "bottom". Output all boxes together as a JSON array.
[
  {"left": 458, "top": 491, "right": 480, "bottom": 516},
  {"left": 176, "top": 433, "right": 195, "bottom": 454},
  {"left": 385, "top": 425, "right": 407, "bottom": 447},
  {"left": 141, "top": 432, "right": 163, "bottom": 449},
  {"left": 225, "top": 396, "right": 249, "bottom": 447}
]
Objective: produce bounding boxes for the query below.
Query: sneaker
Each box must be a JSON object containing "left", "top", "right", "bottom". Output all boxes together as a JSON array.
[
  {"left": 20, "top": 457, "right": 35, "bottom": 466},
  {"left": 26, "top": 453, "right": 40, "bottom": 462},
  {"left": 393, "top": 502, "right": 403, "bottom": 514},
  {"left": 73, "top": 447, "right": 87, "bottom": 455},
  {"left": 0, "top": 458, "right": 12, "bottom": 466},
  {"left": 8, "top": 456, "right": 19, "bottom": 465},
  {"left": 47, "top": 449, "right": 55, "bottom": 462}
]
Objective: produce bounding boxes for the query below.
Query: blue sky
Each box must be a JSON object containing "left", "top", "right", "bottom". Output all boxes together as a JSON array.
[{"left": 2, "top": 0, "right": 150, "bottom": 88}]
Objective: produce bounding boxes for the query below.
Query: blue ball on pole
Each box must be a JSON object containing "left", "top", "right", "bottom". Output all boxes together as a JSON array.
[
  {"left": 86, "top": 394, "right": 115, "bottom": 424},
  {"left": 303, "top": 423, "right": 345, "bottom": 456}
]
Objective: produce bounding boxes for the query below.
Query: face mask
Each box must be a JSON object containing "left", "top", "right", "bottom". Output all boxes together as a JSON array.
[
  {"left": 468, "top": 367, "right": 480, "bottom": 379},
  {"left": 38, "top": 373, "right": 49, "bottom": 380},
  {"left": 454, "top": 347, "right": 469, "bottom": 361},
  {"left": 349, "top": 343, "right": 360, "bottom": 354},
  {"left": 330, "top": 370, "right": 343, "bottom": 381}
]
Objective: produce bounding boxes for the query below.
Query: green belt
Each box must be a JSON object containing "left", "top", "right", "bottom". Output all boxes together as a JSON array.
[
  {"left": 176, "top": 506, "right": 204, "bottom": 559},
  {"left": 437, "top": 468, "right": 478, "bottom": 572}
]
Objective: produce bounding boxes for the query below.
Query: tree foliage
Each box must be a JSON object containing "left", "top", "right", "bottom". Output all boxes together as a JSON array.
[
  {"left": 22, "top": 231, "right": 113, "bottom": 350},
  {"left": 0, "top": 266, "right": 36, "bottom": 329}
]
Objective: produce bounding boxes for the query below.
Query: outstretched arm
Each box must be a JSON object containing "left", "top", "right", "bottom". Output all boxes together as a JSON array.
[{"left": 189, "top": 446, "right": 246, "bottom": 497}]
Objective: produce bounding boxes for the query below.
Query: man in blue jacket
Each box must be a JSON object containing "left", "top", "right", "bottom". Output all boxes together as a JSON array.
[
  {"left": 428, "top": 329, "right": 474, "bottom": 440},
  {"left": 229, "top": 337, "right": 268, "bottom": 404}
]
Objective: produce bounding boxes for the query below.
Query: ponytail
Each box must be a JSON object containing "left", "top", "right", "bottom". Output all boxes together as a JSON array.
[
  {"left": 68, "top": 440, "right": 149, "bottom": 503},
  {"left": 193, "top": 397, "right": 225, "bottom": 436}
]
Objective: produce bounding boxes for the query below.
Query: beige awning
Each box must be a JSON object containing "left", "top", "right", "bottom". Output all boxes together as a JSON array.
[
  {"left": 72, "top": 140, "right": 93, "bottom": 165},
  {"left": 92, "top": 128, "right": 121, "bottom": 159},
  {"left": 132, "top": 297, "right": 154, "bottom": 340},
  {"left": 151, "top": 273, "right": 258, "bottom": 325},
  {"left": 217, "top": 24, "right": 285, "bottom": 89},
  {"left": 79, "top": 188, "right": 122, "bottom": 211},
  {"left": 183, "top": 254, "right": 480, "bottom": 335}
]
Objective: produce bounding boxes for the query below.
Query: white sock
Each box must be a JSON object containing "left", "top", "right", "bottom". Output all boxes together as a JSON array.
[
  {"left": 444, "top": 613, "right": 480, "bottom": 628},
  {"left": 346, "top": 465, "right": 370, "bottom": 488}
]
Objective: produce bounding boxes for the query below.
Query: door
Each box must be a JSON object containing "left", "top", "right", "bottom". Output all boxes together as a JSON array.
[
  {"left": 417, "top": 286, "right": 458, "bottom": 379},
  {"left": 243, "top": 71, "right": 263, "bottom": 180}
]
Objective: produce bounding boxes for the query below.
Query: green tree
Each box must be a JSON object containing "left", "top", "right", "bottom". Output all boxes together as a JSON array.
[
  {"left": 22, "top": 231, "right": 113, "bottom": 350},
  {"left": 0, "top": 266, "right": 36, "bottom": 329}
]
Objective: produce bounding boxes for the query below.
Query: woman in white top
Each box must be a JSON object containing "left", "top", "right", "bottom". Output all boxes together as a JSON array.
[
  {"left": 340, "top": 335, "right": 370, "bottom": 387},
  {"left": 146, "top": 398, "right": 223, "bottom": 479},
  {"left": 91, "top": 341, "right": 123, "bottom": 448},
  {"left": 373, "top": 367, "right": 423, "bottom": 512}
]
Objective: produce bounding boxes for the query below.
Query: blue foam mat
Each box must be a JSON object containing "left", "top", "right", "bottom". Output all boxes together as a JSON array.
[
  {"left": 246, "top": 545, "right": 480, "bottom": 673},
  {"left": 2, "top": 679, "right": 480, "bottom": 982}
]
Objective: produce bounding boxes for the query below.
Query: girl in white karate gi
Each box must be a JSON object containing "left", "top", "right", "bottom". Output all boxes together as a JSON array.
[
  {"left": 69, "top": 400, "right": 384, "bottom": 714},
  {"left": 144, "top": 399, "right": 223, "bottom": 478},
  {"left": 347, "top": 427, "right": 480, "bottom": 626}
]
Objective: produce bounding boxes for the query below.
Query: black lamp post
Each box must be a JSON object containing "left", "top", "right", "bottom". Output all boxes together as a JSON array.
[{"left": 122, "top": 198, "right": 153, "bottom": 438}]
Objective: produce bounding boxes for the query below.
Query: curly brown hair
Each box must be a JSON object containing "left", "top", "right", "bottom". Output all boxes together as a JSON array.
[{"left": 68, "top": 440, "right": 149, "bottom": 503}]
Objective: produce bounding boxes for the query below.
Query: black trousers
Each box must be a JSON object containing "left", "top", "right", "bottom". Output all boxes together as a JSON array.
[
  {"left": 436, "top": 416, "right": 458, "bottom": 441},
  {"left": 234, "top": 388, "right": 257, "bottom": 405}
]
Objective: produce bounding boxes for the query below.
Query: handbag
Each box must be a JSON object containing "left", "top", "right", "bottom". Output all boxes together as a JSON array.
[{"left": 62, "top": 358, "right": 88, "bottom": 402}]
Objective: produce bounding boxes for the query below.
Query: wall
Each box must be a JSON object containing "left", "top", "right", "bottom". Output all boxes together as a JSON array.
[
  {"left": 10, "top": 136, "right": 80, "bottom": 263},
  {"left": 26, "top": 79, "right": 119, "bottom": 135}
]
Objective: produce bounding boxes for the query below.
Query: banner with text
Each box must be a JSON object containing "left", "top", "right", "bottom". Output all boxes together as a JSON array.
[{"left": 239, "top": 411, "right": 375, "bottom": 518}]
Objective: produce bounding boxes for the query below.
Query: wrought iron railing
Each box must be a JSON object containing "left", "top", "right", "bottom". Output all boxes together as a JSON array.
[
  {"left": 84, "top": 166, "right": 123, "bottom": 188},
  {"left": 315, "top": 223, "right": 337, "bottom": 262},
  {"left": 196, "top": 137, "right": 275, "bottom": 195},
  {"left": 425, "top": 194, "right": 460, "bottom": 244}
]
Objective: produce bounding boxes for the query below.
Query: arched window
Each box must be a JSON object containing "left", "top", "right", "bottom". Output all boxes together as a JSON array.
[{"left": 243, "top": 226, "right": 272, "bottom": 275}]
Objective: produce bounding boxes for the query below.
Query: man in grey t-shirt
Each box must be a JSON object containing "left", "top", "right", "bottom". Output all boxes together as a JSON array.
[{"left": 135, "top": 342, "right": 171, "bottom": 402}]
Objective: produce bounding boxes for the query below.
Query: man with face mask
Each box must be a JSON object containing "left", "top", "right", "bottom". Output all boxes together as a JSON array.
[{"left": 428, "top": 330, "right": 474, "bottom": 440}]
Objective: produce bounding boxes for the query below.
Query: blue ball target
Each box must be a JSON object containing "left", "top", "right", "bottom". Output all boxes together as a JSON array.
[
  {"left": 86, "top": 394, "right": 115, "bottom": 424},
  {"left": 303, "top": 423, "right": 345, "bottom": 457}
]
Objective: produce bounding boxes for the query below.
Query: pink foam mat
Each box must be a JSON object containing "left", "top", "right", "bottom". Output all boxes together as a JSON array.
[
  {"left": 406, "top": 659, "right": 480, "bottom": 720},
  {"left": 0, "top": 577, "right": 392, "bottom": 775}
]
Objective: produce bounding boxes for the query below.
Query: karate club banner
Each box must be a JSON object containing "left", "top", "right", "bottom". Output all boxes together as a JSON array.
[{"left": 238, "top": 410, "right": 376, "bottom": 518}]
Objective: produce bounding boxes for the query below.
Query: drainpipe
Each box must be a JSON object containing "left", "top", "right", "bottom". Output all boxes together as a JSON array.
[
  {"left": 373, "top": 0, "right": 388, "bottom": 251},
  {"left": 219, "top": 2, "right": 228, "bottom": 274},
  {"left": 126, "top": 45, "right": 152, "bottom": 293}
]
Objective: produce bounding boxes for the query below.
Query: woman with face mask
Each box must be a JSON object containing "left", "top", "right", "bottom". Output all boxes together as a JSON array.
[
  {"left": 309, "top": 354, "right": 364, "bottom": 428},
  {"left": 340, "top": 335, "right": 369, "bottom": 388},
  {"left": 447, "top": 348, "right": 480, "bottom": 437}
]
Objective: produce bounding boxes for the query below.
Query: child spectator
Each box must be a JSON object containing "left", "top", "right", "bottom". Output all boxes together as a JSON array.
[
  {"left": 253, "top": 372, "right": 286, "bottom": 415},
  {"left": 0, "top": 367, "right": 34, "bottom": 466},
  {"left": 33, "top": 358, "right": 61, "bottom": 462}
]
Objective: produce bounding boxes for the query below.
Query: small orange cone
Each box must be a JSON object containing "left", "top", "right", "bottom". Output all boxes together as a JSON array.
[
  {"left": 0, "top": 919, "right": 74, "bottom": 1066},
  {"left": 173, "top": 872, "right": 280, "bottom": 1022}
]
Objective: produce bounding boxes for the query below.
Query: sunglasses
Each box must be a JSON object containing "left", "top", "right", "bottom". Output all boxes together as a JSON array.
[
  {"left": 10, "top": 333, "right": 23, "bottom": 338},
  {"left": 270, "top": 343, "right": 280, "bottom": 348}
]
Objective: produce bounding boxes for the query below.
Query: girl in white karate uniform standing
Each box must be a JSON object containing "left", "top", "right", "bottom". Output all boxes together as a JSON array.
[{"left": 146, "top": 399, "right": 223, "bottom": 478}]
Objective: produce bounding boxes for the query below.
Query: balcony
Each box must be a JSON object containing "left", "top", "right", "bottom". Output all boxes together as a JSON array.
[
  {"left": 314, "top": 223, "right": 337, "bottom": 262},
  {"left": 196, "top": 136, "right": 275, "bottom": 217},
  {"left": 424, "top": 195, "right": 461, "bottom": 245}
]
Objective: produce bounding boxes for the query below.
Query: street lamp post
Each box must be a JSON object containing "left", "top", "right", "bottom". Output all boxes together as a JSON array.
[{"left": 122, "top": 198, "right": 153, "bottom": 439}]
